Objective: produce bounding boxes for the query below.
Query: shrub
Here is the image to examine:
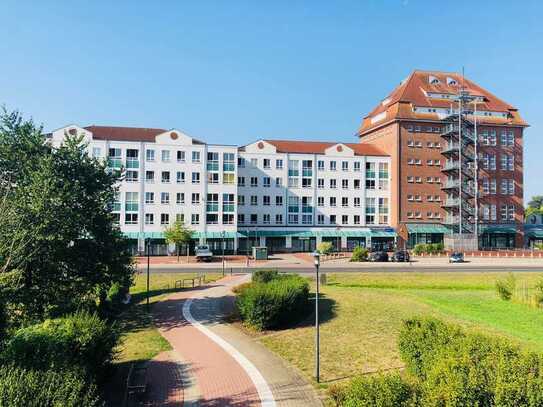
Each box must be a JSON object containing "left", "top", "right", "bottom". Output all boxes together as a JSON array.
[
  {"left": 235, "top": 275, "right": 310, "bottom": 330},
  {"left": 350, "top": 246, "right": 369, "bottom": 262},
  {"left": 252, "top": 269, "right": 279, "bottom": 284},
  {"left": 0, "top": 365, "right": 101, "bottom": 407},
  {"left": 535, "top": 243, "right": 543, "bottom": 250},
  {"left": 338, "top": 373, "right": 417, "bottom": 407},
  {"left": 412, "top": 244, "right": 427, "bottom": 256},
  {"left": 317, "top": 241, "right": 333, "bottom": 255},
  {"left": 2, "top": 311, "right": 119, "bottom": 380},
  {"left": 496, "top": 273, "right": 516, "bottom": 301}
]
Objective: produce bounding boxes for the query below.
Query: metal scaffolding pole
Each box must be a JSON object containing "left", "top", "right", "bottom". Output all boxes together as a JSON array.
[{"left": 474, "top": 101, "right": 479, "bottom": 249}]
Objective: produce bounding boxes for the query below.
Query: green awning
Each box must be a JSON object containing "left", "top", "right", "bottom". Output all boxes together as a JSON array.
[
  {"left": 123, "top": 231, "right": 241, "bottom": 240},
  {"left": 526, "top": 229, "right": 543, "bottom": 238},
  {"left": 406, "top": 223, "right": 451, "bottom": 234},
  {"left": 480, "top": 225, "right": 517, "bottom": 234},
  {"left": 370, "top": 230, "right": 397, "bottom": 238}
]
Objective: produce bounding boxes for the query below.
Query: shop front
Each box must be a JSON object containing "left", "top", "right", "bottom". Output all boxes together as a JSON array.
[
  {"left": 479, "top": 225, "right": 517, "bottom": 249},
  {"left": 406, "top": 223, "right": 450, "bottom": 249}
]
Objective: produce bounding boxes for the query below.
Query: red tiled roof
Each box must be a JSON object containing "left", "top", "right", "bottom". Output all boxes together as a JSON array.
[
  {"left": 263, "top": 139, "right": 388, "bottom": 156},
  {"left": 359, "top": 70, "right": 528, "bottom": 135},
  {"left": 84, "top": 125, "right": 166, "bottom": 142}
]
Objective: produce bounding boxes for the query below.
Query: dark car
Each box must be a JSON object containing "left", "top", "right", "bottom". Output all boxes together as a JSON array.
[
  {"left": 391, "top": 250, "right": 410, "bottom": 262},
  {"left": 369, "top": 251, "right": 389, "bottom": 262},
  {"left": 449, "top": 252, "right": 464, "bottom": 263}
]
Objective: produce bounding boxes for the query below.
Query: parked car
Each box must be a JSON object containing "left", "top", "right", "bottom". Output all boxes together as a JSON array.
[
  {"left": 391, "top": 250, "right": 410, "bottom": 262},
  {"left": 369, "top": 251, "right": 389, "bottom": 262},
  {"left": 449, "top": 252, "right": 464, "bottom": 263},
  {"left": 195, "top": 244, "right": 213, "bottom": 262}
]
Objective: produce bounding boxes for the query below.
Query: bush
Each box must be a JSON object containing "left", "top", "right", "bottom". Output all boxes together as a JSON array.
[
  {"left": 412, "top": 244, "right": 427, "bottom": 256},
  {"left": 350, "top": 246, "right": 369, "bottom": 262},
  {"left": 317, "top": 241, "right": 333, "bottom": 255},
  {"left": 0, "top": 365, "right": 102, "bottom": 407},
  {"left": 235, "top": 275, "right": 310, "bottom": 330},
  {"left": 333, "top": 373, "right": 417, "bottom": 407},
  {"left": 496, "top": 273, "right": 516, "bottom": 301},
  {"left": 252, "top": 269, "right": 279, "bottom": 283},
  {"left": 2, "top": 311, "right": 119, "bottom": 380},
  {"left": 412, "top": 243, "right": 444, "bottom": 256}
]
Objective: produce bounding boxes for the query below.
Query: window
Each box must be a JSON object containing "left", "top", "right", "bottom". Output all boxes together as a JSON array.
[
  {"left": 342, "top": 161, "right": 348, "bottom": 171},
  {"left": 92, "top": 147, "right": 102, "bottom": 158},
  {"left": 207, "top": 152, "right": 219, "bottom": 171},
  {"left": 317, "top": 178, "right": 324, "bottom": 188},
  {"left": 275, "top": 214, "right": 283, "bottom": 224},
  {"left": 161, "top": 150, "right": 170, "bottom": 162},
  {"left": 176, "top": 193, "right": 185, "bottom": 204},
  {"left": 263, "top": 177, "right": 271, "bottom": 187},
  {"left": 317, "top": 214, "right": 325, "bottom": 224},
  {"left": 302, "top": 160, "right": 313, "bottom": 177},
  {"left": 288, "top": 178, "right": 299, "bottom": 188},
  {"left": 342, "top": 179, "right": 348, "bottom": 189},
  {"left": 354, "top": 162, "right": 361, "bottom": 172},
  {"left": 223, "top": 153, "right": 235, "bottom": 171},
  {"left": 126, "top": 170, "right": 138, "bottom": 182},
  {"left": 288, "top": 196, "right": 299, "bottom": 212},
  {"left": 161, "top": 171, "right": 170, "bottom": 183},
  {"left": 125, "top": 213, "right": 138, "bottom": 224},
  {"left": 191, "top": 193, "right": 200, "bottom": 204},
  {"left": 287, "top": 214, "right": 298, "bottom": 224},
  {"left": 288, "top": 160, "right": 299, "bottom": 176},
  {"left": 176, "top": 214, "right": 185, "bottom": 223},
  {"left": 250, "top": 158, "right": 258, "bottom": 167},
  {"left": 354, "top": 179, "right": 360, "bottom": 189},
  {"left": 206, "top": 214, "right": 218, "bottom": 224},
  {"left": 125, "top": 192, "right": 138, "bottom": 212},
  {"left": 145, "top": 192, "right": 154, "bottom": 204},
  {"left": 365, "top": 198, "right": 375, "bottom": 224},
  {"left": 329, "top": 161, "right": 337, "bottom": 171},
  {"left": 250, "top": 177, "right": 258, "bottom": 187},
  {"left": 354, "top": 197, "right": 360, "bottom": 207},
  {"left": 500, "top": 130, "right": 514, "bottom": 146},
  {"left": 192, "top": 151, "right": 200, "bottom": 163},
  {"left": 317, "top": 197, "right": 324, "bottom": 207},
  {"left": 342, "top": 197, "right": 348, "bottom": 207},
  {"left": 251, "top": 214, "right": 258, "bottom": 224},
  {"left": 275, "top": 196, "right": 283, "bottom": 206},
  {"left": 330, "top": 215, "right": 336, "bottom": 224},
  {"left": 225, "top": 174, "right": 235, "bottom": 186},
  {"left": 317, "top": 160, "right": 325, "bottom": 171},
  {"left": 238, "top": 176, "right": 245, "bottom": 187},
  {"left": 342, "top": 215, "right": 348, "bottom": 225},
  {"left": 207, "top": 172, "right": 219, "bottom": 184},
  {"left": 275, "top": 177, "right": 282, "bottom": 187},
  {"left": 354, "top": 215, "right": 360, "bottom": 225},
  {"left": 407, "top": 176, "right": 414, "bottom": 183},
  {"left": 501, "top": 179, "right": 514, "bottom": 195},
  {"left": 501, "top": 154, "right": 514, "bottom": 171},
  {"left": 276, "top": 159, "right": 283, "bottom": 169},
  {"left": 238, "top": 157, "right": 245, "bottom": 167},
  {"left": 489, "top": 130, "right": 497, "bottom": 146},
  {"left": 191, "top": 214, "right": 200, "bottom": 225},
  {"left": 251, "top": 195, "right": 258, "bottom": 206},
  {"left": 161, "top": 213, "right": 169, "bottom": 225},
  {"left": 161, "top": 192, "right": 170, "bottom": 204},
  {"left": 263, "top": 214, "right": 271, "bottom": 224},
  {"left": 126, "top": 149, "right": 139, "bottom": 168},
  {"left": 263, "top": 195, "right": 271, "bottom": 206},
  {"left": 330, "top": 179, "right": 337, "bottom": 189},
  {"left": 145, "top": 213, "right": 154, "bottom": 225},
  {"left": 490, "top": 178, "right": 497, "bottom": 194},
  {"left": 238, "top": 214, "right": 245, "bottom": 224},
  {"left": 238, "top": 195, "right": 245, "bottom": 206},
  {"left": 302, "top": 214, "right": 312, "bottom": 225},
  {"left": 329, "top": 197, "right": 336, "bottom": 207},
  {"left": 192, "top": 172, "right": 200, "bottom": 184},
  {"left": 176, "top": 171, "right": 185, "bottom": 184},
  {"left": 501, "top": 204, "right": 515, "bottom": 222},
  {"left": 302, "top": 178, "right": 312, "bottom": 188},
  {"left": 263, "top": 159, "right": 271, "bottom": 169},
  {"left": 378, "top": 163, "right": 388, "bottom": 190},
  {"left": 177, "top": 150, "right": 185, "bottom": 162}
]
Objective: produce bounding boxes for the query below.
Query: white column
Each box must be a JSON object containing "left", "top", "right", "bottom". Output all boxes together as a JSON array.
[
  {"left": 285, "top": 236, "right": 292, "bottom": 249},
  {"left": 341, "top": 235, "right": 347, "bottom": 250},
  {"left": 259, "top": 236, "right": 266, "bottom": 247}
]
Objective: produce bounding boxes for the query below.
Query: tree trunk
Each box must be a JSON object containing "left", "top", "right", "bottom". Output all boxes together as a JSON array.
[
  {"left": 177, "top": 245, "right": 180, "bottom": 263},
  {"left": 186, "top": 244, "right": 189, "bottom": 263}
]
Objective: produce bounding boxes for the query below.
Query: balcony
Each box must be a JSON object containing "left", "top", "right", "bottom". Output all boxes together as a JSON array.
[
  {"left": 443, "top": 215, "right": 460, "bottom": 225},
  {"left": 442, "top": 198, "right": 460, "bottom": 208},
  {"left": 442, "top": 180, "right": 460, "bottom": 190}
]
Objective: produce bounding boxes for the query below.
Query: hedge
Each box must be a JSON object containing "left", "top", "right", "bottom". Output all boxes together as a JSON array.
[
  {"left": 1, "top": 311, "right": 119, "bottom": 380},
  {"left": 0, "top": 365, "right": 102, "bottom": 407},
  {"left": 350, "top": 246, "right": 369, "bottom": 262},
  {"left": 252, "top": 269, "right": 279, "bottom": 283},
  {"left": 412, "top": 243, "right": 444, "bottom": 255},
  {"left": 332, "top": 317, "right": 543, "bottom": 406},
  {"left": 235, "top": 275, "right": 310, "bottom": 330}
]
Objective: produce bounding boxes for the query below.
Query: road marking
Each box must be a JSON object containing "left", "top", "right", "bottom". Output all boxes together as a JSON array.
[{"left": 182, "top": 297, "right": 276, "bottom": 407}]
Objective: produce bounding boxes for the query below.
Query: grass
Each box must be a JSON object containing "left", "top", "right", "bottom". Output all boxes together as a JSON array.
[{"left": 257, "top": 271, "right": 543, "bottom": 385}]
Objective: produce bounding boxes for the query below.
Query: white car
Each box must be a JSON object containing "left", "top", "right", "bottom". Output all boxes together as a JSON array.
[{"left": 195, "top": 245, "right": 213, "bottom": 262}]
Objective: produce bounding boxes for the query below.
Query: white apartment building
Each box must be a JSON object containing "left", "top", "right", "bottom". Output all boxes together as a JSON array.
[{"left": 49, "top": 125, "right": 393, "bottom": 254}]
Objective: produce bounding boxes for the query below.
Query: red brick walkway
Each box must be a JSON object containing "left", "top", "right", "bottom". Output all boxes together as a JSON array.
[
  {"left": 145, "top": 351, "right": 184, "bottom": 406},
  {"left": 152, "top": 276, "right": 261, "bottom": 406}
]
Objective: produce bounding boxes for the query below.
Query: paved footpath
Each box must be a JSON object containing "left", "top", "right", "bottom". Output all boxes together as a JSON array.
[{"left": 151, "top": 274, "right": 322, "bottom": 407}]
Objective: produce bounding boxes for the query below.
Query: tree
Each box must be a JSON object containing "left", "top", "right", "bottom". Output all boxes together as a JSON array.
[
  {"left": 163, "top": 219, "right": 193, "bottom": 262},
  {"left": 526, "top": 195, "right": 543, "bottom": 217},
  {"left": 0, "top": 109, "right": 135, "bottom": 325}
]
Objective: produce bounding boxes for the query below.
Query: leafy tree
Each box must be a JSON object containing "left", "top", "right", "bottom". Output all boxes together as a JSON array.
[
  {"left": 526, "top": 195, "right": 543, "bottom": 217},
  {"left": 163, "top": 219, "right": 193, "bottom": 262},
  {"left": 0, "top": 110, "right": 134, "bottom": 325}
]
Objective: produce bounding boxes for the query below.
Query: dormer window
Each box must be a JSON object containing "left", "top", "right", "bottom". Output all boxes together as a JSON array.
[
  {"left": 429, "top": 75, "right": 440, "bottom": 85},
  {"left": 446, "top": 77, "right": 458, "bottom": 86}
]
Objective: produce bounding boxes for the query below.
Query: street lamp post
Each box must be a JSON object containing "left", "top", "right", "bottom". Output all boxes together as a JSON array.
[
  {"left": 145, "top": 237, "right": 151, "bottom": 311},
  {"left": 312, "top": 251, "right": 321, "bottom": 383},
  {"left": 221, "top": 231, "right": 225, "bottom": 276}
]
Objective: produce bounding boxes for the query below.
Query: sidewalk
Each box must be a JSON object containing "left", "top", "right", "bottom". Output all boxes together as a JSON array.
[{"left": 150, "top": 274, "right": 322, "bottom": 406}]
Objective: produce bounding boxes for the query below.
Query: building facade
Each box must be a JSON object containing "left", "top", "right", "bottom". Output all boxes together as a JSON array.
[
  {"left": 49, "top": 126, "right": 393, "bottom": 254},
  {"left": 358, "top": 70, "right": 527, "bottom": 249}
]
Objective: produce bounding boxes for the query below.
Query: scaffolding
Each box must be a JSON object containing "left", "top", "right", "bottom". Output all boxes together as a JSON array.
[{"left": 440, "top": 89, "right": 479, "bottom": 251}]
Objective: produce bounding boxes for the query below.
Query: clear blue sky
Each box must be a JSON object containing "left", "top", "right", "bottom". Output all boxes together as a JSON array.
[{"left": 0, "top": 1, "right": 541, "bottom": 200}]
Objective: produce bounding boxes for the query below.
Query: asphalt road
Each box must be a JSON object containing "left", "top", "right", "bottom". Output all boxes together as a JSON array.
[{"left": 140, "top": 264, "right": 543, "bottom": 274}]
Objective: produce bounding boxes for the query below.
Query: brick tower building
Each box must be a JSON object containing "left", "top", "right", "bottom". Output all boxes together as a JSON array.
[{"left": 358, "top": 70, "right": 527, "bottom": 248}]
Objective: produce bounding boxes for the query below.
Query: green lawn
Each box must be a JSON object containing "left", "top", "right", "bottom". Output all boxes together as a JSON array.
[{"left": 258, "top": 272, "right": 543, "bottom": 385}]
